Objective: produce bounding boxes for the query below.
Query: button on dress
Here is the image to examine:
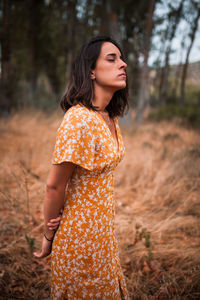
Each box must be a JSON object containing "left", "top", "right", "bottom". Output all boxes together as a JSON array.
[{"left": 51, "top": 104, "right": 130, "bottom": 300}]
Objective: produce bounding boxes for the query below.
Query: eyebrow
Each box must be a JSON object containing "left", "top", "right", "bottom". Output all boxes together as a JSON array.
[{"left": 106, "top": 53, "right": 123, "bottom": 59}]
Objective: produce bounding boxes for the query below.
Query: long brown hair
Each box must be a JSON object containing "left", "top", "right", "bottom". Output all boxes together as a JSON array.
[{"left": 60, "top": 36, "right": 129, "bottom": 118}]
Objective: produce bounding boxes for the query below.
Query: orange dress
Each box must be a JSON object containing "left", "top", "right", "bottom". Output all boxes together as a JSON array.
[{"left": 51, "top": 104, "right": 130, "bottom": 300}]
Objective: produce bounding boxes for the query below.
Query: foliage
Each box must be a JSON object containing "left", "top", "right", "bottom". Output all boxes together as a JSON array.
[
  {"left": 148, "top": 103, "right": 200, "bottom": 127},
  {"left": 25, "top": 234, "right": 35, "bottom": 254},
  {"left": 0, "top": 0, "right": 199, "bottom": 122}
]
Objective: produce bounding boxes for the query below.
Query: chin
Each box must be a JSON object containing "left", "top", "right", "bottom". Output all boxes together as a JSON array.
[{"left": 113, "top": 84, "right": 126, "bottom": 92}]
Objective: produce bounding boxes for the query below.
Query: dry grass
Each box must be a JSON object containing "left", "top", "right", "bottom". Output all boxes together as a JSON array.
[{"left": 0, "top": 109, "right": 200, "bottom": 299}]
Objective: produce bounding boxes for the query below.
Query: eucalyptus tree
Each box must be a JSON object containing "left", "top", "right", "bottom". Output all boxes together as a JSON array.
[
  {"left": 179, "top": 0, "right": 200, "bottom": 105},
  {"left": 158, "top": 0, "right": 185, "bottom": 106},
  {"left": 135, "top": 0, "right": 156, "bottom": 123}
]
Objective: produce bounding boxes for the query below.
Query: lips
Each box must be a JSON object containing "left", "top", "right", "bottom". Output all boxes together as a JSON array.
[{"left": 118, "top": 73, "right": 126, "bottom": 77}]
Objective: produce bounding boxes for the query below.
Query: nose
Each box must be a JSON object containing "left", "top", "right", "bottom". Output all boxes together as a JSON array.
[{"left": 119, "top": 59, "right": 127, "bottom": 69}]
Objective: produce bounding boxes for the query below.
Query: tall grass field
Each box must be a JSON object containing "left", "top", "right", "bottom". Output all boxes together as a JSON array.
[{"left": 0, "top": 109, "right": 200, "bottom": 299}]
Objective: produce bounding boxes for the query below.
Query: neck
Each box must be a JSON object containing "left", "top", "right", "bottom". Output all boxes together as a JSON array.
[{"left": 92, "top": 83, "right": 114, "bottom": 111}]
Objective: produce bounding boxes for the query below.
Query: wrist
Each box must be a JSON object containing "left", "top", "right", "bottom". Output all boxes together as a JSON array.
[
  {"left": 44, "top": 232, "right": 54, "bottom": 242},
  {"left": 44, "top": 229, "right": 55, "bottom": 240}
]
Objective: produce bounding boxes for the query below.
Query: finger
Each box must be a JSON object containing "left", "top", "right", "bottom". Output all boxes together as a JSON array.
[
  {"left": 50, "top": 223, "right": 59, "bottom": 227},
  {"left": 33, "top": 251, "right": 48, "bottom": 259},
  {"left": 33, "top": 251, "right": 43, "bottom": 258},
  {"left": 48, "top": 220, "right": 57, "bottom": 224},
  {"left": 48, "top": 217, "right": 61, "bottom": 224},
  {"left": 48, "top": 226, "right": 57, "bottom": 230},
  {"left": 47, "top": 224, "right": 58, "bottom": 229},
  {"left": 47, "top": 222, "right": 60, "bottom": 228},
  {"left": 49, "top": 221, "right": 60, "bottom": 226}
]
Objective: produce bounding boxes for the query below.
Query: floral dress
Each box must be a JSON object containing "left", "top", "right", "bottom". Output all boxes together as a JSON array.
[{"left": 51, "top": 104, "right": 130, "bottom": 300}]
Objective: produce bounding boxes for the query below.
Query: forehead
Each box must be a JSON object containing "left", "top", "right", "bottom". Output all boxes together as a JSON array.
[{"left": 100, "top": 42, "right": 121, "bottom": 57}]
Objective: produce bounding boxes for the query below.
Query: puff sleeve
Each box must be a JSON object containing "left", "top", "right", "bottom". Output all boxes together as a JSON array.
[{"left": 52, "top": 109, "right": 96, "bottom": 171}]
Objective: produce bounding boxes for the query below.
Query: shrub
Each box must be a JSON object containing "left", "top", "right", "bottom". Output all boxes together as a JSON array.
[{"left": 148, "top": 104, "right": 200, "bottom": 128}]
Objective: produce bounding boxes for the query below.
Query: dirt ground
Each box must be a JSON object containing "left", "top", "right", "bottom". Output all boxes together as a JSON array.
[{"left": 0, "top": 109, "right": 200, "bottom": 299}]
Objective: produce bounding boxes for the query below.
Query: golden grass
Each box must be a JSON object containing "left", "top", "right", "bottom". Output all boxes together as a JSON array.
[{"left": 0, "top": 109, "right": 200, "bottom": 299}]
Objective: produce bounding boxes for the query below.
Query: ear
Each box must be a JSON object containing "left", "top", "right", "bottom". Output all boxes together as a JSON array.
[{"left": 90, "top": 69, "right": 95, "bottom": 80}]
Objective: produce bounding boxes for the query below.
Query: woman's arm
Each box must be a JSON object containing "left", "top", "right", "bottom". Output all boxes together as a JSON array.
[
  {"left": 33, "top": 161, "right": 76, "bottom": 258},
  {"left": 44, "top": 162, "right": 76, "bottom": 239}
]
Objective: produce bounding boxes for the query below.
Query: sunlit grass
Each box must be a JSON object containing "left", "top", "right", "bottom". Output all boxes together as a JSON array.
[{"left": 0, "top": 109, "right": 200, "bottom": 299}]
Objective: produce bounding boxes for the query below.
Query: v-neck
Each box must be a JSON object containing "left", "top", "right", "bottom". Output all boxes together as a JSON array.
[
  {"left": 76, "top": 103, "right": 120, "bottom": 152},
  {"left": 94, "top": 111, "right": 119, "bottom": 152}
]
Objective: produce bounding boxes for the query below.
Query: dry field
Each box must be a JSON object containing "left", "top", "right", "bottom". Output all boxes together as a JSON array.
[{"left": 0, "top": 109, "right": 200, "bottom": 300}]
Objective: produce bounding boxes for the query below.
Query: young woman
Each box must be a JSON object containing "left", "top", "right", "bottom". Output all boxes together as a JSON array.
[{"left": 34, "top": 36, "right": 130, "bottom": 300}]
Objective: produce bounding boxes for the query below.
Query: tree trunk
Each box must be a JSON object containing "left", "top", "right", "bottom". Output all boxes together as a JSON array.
[
  {"left": 100, "top": 0, "right": 121, "bottom": 44},
  {"left": 171, "top": 63, "right": 182, "bottom": 99},
  {"left": 171, "top": 39, "right": 185, "bottom": 99},
  {"left": 99, "top": 0, "right": 109, "bottom": 35},
  {"left": 157, "top": 24, "right": 170, "bottom": 104},
  {"left": 179, "top": 6, "right": 200, "bottom": 105},
  {"left": 0, "top": 0, "right": 12, "bottom": 112},
  {"left": 66, "top": 0, "right": 77, "bottom": 84},
  {"left": 28, "top": 0, "right": 42, "bottom": 99},
  {"left": 1, "top": 0, "right": 11, "bottom": 82},
  {"left": 159, "top": 50, "right": 170, "bottom": 105},
  {"left": 135, "top": 0, "right": 155, "bottom": 123},
  {"left": 159, "top": 0, "right": 184, "bottom": 105},
  {"left": 108, "top": 0, "right": 121, "bottom": 44}
]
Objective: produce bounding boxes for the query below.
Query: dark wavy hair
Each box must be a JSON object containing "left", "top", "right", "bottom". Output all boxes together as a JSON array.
[{"left": 60, "top": 36, "right": 129, "bottom": 118}]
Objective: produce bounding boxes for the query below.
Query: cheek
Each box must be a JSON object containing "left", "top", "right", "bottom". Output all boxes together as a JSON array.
[
  {"left": 94, "top": 63, "right": 126, "bottom": 88},
  {"left": 95, "top": 61, "right": 113, "bottom": 78},
  {"left": 95, "top": 75, "right": 112, "bottom": 87},
  {"left": 95, "top": 66, "right": 117, "bottom": 86},
  {"left": 96, "top": 65, "right": 112, "bottom": 80},
  {"left": 95, "top": 69, "right": 126, "bottom": 88}
]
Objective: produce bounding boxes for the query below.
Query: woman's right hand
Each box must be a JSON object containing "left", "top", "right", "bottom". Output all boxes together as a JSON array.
[
  {"left": 33, "top": 208, "right": 63, "bottom": 259},
  {"left": 33, "top": 235, "right": 53, "bottom": 259}
]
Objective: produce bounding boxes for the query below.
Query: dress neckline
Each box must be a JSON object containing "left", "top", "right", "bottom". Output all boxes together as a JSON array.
[
  {"left": 76, "top": 103, "right": 119, "bottom": 152},
  {"left": 94, "top": 111, "right": 119, "bottom": 152}
]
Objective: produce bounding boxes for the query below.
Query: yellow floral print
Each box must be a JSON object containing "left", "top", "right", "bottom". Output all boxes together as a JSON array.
[{"left": 51, "top": 104, "right": 129, "bottom": 300}]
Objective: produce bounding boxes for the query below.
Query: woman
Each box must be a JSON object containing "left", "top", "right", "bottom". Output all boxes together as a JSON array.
[{"left": 34, "top": 36, "right": 130, "bottom": 300}]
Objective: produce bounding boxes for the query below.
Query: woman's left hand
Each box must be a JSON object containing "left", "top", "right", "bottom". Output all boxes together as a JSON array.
[
  {"left": 47, "top": 207, "right": 63, "bottom": 231},
  {"left": 47, "top": 215, "right": 62, "bottom": 231}
]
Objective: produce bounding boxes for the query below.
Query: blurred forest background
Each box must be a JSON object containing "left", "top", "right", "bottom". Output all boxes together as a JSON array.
[
  {"left": 1, "top": 0, "right": 200, "bottom": 299},
  {"left": 0, "top": 0, "right": 200, "bottom": 124}
]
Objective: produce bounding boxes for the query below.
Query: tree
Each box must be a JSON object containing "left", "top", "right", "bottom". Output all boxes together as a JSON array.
[
  {"left": 1, "top": 0, "right": 199, "bottom": 116},
  {"left": 0, "top": 0, "right": 12, "bottom": 111},
  {"left": 135, "top": 0, "right": 156, "bottom": 123},
  {"left": 158, "top": 0, "right": 184, "bottom": 105},
  {"left": 65, "top": 0, "right": 78, "bottom": 84},
  {"left": 179, "top": 0, "right": 200, "bottom": 105},
  {"left": 28, "top": 0, "right": 44, "bottom": 99},
  {"left": 171, "top": 38, "right": 185, "bottom": 99}
]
